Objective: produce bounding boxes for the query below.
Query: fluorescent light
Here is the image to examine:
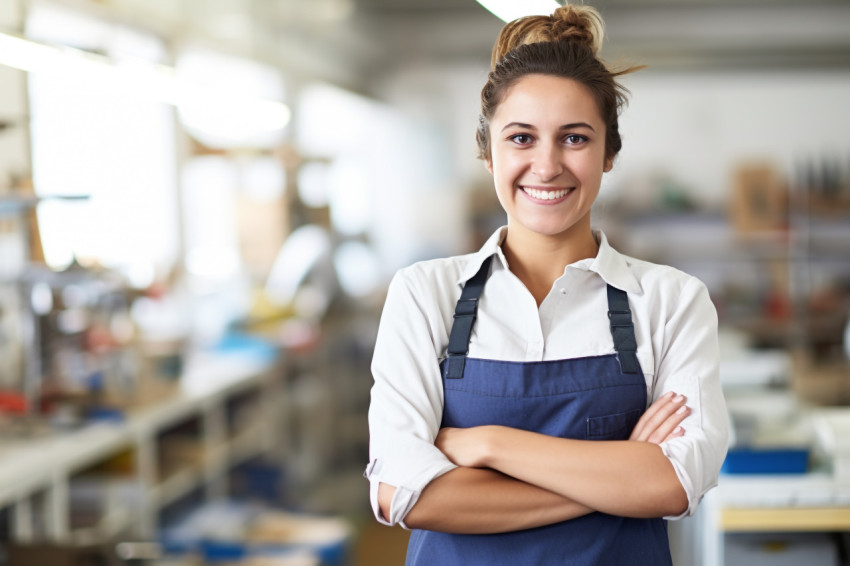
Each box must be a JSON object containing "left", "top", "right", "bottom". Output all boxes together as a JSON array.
[
  {"left": 476, "top": 0, "right": 561, "bottom": 22},
  {"left": 0, "top": 31, "right": 290, "bottom": 132}
]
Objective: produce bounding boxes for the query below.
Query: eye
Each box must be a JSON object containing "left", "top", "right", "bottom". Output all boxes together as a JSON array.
[
  {"left": 565, "top": 134, "right": 588, "bottom": 145},
  {"left": 508, "top": 133, "right": 534, "bottom": 145}
]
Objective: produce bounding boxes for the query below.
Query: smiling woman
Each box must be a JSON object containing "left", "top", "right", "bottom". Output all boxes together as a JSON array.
[
  {"left": 487, "top": 75, "right": 609, "bottom": 272},
  {"left": 366, "top": 3, "right": 729, "bottom": 565}
]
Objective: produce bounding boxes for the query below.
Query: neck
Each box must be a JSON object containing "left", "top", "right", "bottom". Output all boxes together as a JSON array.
[{"left": 501, "top": 220, "right": 598, "bottom": 306}]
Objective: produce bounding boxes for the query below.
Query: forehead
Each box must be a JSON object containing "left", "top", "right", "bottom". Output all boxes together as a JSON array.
[{"left": 493, "top": 74, "right": 603, "bottom": 126}]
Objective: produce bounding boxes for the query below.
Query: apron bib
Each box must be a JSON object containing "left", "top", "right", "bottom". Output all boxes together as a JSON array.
[{"left": 406, "top": 257, "right": 672, "bottom": 566}]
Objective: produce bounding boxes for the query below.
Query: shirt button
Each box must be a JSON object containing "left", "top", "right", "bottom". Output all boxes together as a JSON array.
[{"left": 560, "top": 288, "right": 567, "bottom": 295}]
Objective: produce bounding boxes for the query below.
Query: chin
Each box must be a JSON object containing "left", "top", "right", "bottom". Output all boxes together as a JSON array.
[{"left": 518, "top": 220, "right": 580, "bottom": 239}]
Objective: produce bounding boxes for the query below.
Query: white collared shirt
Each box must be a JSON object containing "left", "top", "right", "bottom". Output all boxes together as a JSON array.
[{"left": 366, "top": 227, "right": 729, "bottom": 527}]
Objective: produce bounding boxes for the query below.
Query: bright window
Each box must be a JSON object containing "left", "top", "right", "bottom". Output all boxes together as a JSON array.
[{"left": 27, "top": 4, "right": 179, "bottom": 287}]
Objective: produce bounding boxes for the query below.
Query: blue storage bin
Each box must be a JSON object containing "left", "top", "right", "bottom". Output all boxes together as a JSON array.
[{"left": 721, "top": 447, "right": 809, "bottom": 475}]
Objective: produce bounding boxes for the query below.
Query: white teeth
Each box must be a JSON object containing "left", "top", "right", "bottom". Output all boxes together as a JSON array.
[{"left": 522, "top": 187, "right": 572, "bottom": 200}]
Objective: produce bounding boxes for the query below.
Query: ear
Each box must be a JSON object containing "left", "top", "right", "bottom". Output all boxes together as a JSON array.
[
  {"left": 603, "top": 155, "right": 614, "bottom": 173},
  {"left": 484, "top": 158, "right": 493, "bottom": 175}
]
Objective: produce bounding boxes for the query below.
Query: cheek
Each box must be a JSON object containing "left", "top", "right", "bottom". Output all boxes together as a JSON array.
[{"left": 491, "top": 151, "right": 522, "bottom": 178}]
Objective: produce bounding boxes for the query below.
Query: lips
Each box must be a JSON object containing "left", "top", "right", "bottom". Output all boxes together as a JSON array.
[{"left": 520, "top": 186, "right": 575, "bottom": 201}]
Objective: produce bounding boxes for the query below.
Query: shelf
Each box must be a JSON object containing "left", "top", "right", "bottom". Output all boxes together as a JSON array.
[
  {"left": 0, "top": 348, "right": 280, "bottom": 542},
  {"left": 150, "top": 466, "right": 204, "bottom": 509},
  {"left": 612, "top": 210, "right": 850, "bottom": 262},
  {"left": 721, "top": 507, "right": 850, "bottom": 532},
  {"left": 0, "top": 423, "right": 131, "bottom": 508}
]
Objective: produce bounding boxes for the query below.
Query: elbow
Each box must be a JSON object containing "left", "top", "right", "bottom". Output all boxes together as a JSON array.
[
  {"left": 666, "top": 488, "right": 689, "bottom": 517},
  {"left": 400, "top": 497, "right": 434, "bottom": 530},
  {"left": 635, "top": 475, "right": 688, "bottom": 518},
  {"left": 402, "top": 510, "right": 425, "bottom": 530},
  {"left": 656, "top": 483, "right": 689, "bottom": 518},
  {"left": 376, "top": 481, "right": 438, "bottom": 530}
]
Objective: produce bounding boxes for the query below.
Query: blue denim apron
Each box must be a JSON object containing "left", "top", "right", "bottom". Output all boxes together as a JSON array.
[{"left": 405, "top": 256, "right": 672, "bottom": 566}]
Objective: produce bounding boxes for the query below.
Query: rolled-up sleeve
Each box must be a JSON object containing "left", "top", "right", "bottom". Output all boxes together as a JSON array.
[
  {"left": 653, "top": 277, "right": 729, "bottom": 519},
  {"left": 365, "top": 269, "right": 457, "bottom": 527}
]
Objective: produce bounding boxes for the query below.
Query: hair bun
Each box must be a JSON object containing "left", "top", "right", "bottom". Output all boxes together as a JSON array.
[
  {"left": 550, "top": 5, "right": 604, "bottom": 56},
  {"left": 490, "top": 3, "right": 605, "bottom": 68}
]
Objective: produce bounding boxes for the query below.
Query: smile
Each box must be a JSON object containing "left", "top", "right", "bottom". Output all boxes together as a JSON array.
[{"left": 521, "top": 186, "right": 574, "bottom": 201}]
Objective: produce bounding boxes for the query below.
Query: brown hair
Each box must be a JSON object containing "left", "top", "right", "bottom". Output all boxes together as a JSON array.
[{"left": 476, "top": 4, "right": 640, "bottom": 163}]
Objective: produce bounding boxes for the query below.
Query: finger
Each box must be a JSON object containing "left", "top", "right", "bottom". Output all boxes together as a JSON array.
[
  {"left": 630, "top": 391, "right": 675, "bottom": 439},
  {"left": 646, "top": 405, "right": 690, "bottom": 444},
  {"left": 643, "top": 402, "right": 689, "bottom": 443},
  {"left": 663, "top": 426, "right": 685, "bottom": 443},
  {"left": 631, "top": 393, "right": 688, "bottom": 442},
  {"left": 630, "top": 392, "right": 682, "bottom": 440}
]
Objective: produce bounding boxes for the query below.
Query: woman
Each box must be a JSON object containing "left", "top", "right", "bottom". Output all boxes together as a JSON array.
[{"left": 365, "top": 4, "right": 729, "bottom": 564}]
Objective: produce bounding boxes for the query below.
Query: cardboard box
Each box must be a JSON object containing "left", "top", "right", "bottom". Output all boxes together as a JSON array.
[{"left": 730, "top": 164, "right": 788, "bottom": 233}]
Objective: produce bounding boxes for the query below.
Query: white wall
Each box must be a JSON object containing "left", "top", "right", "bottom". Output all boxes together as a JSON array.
[
  {"left": 375, "top": 63, "right": 493, "bottom": 267},
  {"left": 605, "top": 70, "right": 850, "bottom": 208}
]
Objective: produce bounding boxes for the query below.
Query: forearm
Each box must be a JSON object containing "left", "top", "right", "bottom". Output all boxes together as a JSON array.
[
  {"left": 382, "top": 467, "right": 592, "bottom": 534},
  {"left": 483, "top": 427, "right": 688, "bottom": 518}
]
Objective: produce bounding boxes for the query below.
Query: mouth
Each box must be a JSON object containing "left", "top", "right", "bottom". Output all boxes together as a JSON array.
[{"left": 520, "top": 186, "right": 575, "bottom": 202}]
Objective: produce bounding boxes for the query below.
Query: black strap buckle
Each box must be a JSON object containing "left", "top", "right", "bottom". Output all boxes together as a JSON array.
[
  {"left": 608, "top": 310, "right": 632, "bottom": 327},
  {"left": 454, "top": 298, "right": 478, "bottom": 318}
]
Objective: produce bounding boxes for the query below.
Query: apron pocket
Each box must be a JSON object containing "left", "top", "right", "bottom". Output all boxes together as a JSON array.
[{"left": 586, "top": 408, "right": 642, "bottom": 440}]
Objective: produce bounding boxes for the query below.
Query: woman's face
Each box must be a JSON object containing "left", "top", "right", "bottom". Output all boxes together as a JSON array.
[{"left": 487, "top": 74, "right": 611, "bottom": 242}]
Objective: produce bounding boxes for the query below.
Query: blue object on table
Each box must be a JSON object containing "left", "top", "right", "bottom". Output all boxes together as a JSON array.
[
  {"left": 721, "top": 447, "right": 809, "bottom": 475},
  {"left": 214, "top": 331, "right": 278, "bottom": 363},
  {"left": 86, "top": 407, "right": 125, "bottom": 423},
  {"left": 200, "top": 540, "right": 246, "bottom": 562}
]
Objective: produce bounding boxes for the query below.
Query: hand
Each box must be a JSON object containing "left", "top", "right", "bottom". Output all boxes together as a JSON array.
[
  {"left": 435, "top": 426, "right": 491, "bottom": 468},
  {"left": 629, "top": 391, "right": 690, "bottom": 444}
]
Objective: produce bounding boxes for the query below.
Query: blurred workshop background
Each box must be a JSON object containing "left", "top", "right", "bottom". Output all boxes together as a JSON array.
[{"left": 1, "top": 0, "right": 850, "bottom": 564}]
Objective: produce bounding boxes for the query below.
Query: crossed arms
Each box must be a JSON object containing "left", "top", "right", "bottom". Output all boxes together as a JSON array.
[{"left": 378, "top": 391, "right": 690, "bottom": 534}]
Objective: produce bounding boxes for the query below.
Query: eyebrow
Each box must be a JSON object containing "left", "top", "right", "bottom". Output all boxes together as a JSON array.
[{"left": 500, "top": 121, "right": 596, "bottom": 133}]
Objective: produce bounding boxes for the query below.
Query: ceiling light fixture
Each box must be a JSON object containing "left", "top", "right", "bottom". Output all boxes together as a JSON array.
[{"left": 475, "top": 0, "right": 561, "bottom": 22}]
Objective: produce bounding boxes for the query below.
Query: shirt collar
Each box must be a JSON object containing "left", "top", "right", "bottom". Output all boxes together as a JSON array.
[
  {"left": 456, "top": 227, "right": 643, "bottom": 296},
  {"left": 456, "top": 226, "right": 508, "bottom": 285},
  {"left": 582, "top": 230, "right": 643, "bottom": 295}
]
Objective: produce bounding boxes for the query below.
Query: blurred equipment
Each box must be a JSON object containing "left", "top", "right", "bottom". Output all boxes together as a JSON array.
[
  {"left": 265, "top": 224, "right": 335, "bottom": 320},
  {"left": 160, "top": 500, "right": 351, "bottom": 566},
  {"left": 720, "top": 341, "right": 812, "bottom": 475}
]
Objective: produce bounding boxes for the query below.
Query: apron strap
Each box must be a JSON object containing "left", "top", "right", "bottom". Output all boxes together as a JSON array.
[
  {"left": 444, "top": 256, "right": 493, "bottom": 379},
  {"left": 607, "top": 285, "right": 639, "bottom": 374},
  {"left": 444, "top": 259, "right": 639, "bottom": 378}
]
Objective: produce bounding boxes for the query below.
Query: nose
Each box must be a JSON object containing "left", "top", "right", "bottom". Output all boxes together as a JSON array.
[{"left": 531, "top": 141, "right": 564, "bottom": 181}]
